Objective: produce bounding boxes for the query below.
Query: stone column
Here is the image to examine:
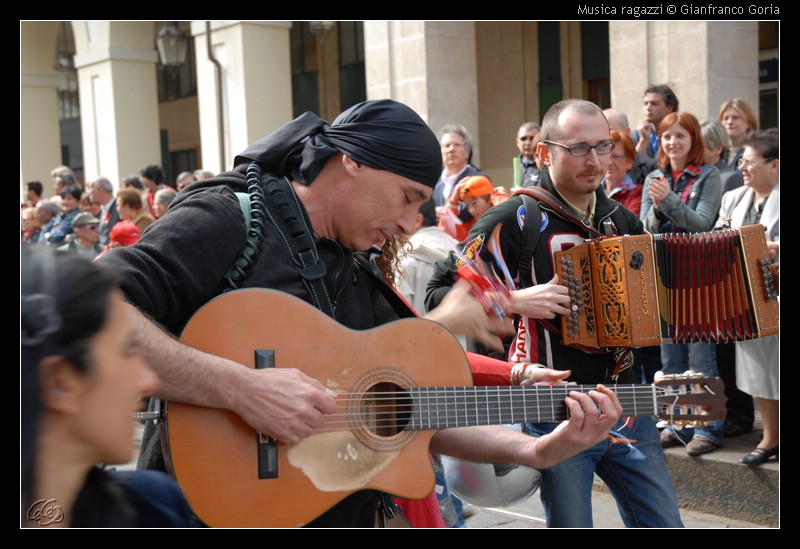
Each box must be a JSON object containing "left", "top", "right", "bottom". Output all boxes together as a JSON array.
[
  {"left": 364, "top": 21, "right": 479, "bottom": 163},
  {"left": 72, "top": 21, "right": 161, "bottom": 187},
  {"left": 191, "top": 21, "right": 293, "bottom": 173},
  {"left": 20, "top": 21, "right": 63, "bottom": 196},
  {"left": 610, "top": 21, "right": 759, "bottom": 126}
]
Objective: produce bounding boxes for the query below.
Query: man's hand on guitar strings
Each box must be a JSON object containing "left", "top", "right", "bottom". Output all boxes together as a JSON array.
[{"left": 234, "top": 367, "right": 337, "bottom": 446}]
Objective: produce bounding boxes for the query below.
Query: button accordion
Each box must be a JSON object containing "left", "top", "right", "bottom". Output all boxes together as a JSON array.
[{"left": 555, "top": 225, "right": 779, "bottom": 349}]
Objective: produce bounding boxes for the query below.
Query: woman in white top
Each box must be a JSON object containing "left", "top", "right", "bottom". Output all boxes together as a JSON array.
[{"left": 715, "top": 128, "right": 779, "bottom": 466}]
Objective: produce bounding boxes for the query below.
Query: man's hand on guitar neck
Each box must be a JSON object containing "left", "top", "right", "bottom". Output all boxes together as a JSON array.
[
  {"left": 532, "top": 384, "right": 622, "bottom": 468},
  {"left": 430, "top": 384, "right": 622, "bottom": 470},
  {"left": 124, "top": 301, "right": 336, "bottom": 445}
]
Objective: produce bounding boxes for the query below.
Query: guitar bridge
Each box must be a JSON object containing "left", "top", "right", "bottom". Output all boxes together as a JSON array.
[{"left": 256, "top": 350, "right": 278, "bottom": 479}]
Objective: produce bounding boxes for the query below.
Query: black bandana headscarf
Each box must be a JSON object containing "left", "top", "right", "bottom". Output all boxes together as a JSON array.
[{"left": 233, "top": 99, "right": 442, "bottom": 188}]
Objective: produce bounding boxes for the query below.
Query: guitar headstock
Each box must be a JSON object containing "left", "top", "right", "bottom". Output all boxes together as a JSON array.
[{"left": 653, "top": 373, "right": 727, "bottom": 426}]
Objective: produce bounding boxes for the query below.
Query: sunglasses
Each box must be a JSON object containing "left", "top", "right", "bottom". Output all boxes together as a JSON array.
[{"left": 79, "top": 224, "right": 100, "bottom": 230}]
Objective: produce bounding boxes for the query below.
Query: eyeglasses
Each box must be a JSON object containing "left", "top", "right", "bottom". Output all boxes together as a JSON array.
[
  {"left": 543, "top": 140, "right": 615, "bottom": 157},
  {"left": 737, "top": 157, "right": 773, "bottom": 168},
  {"left": 80, "top": 224, "right": 99, "bottom": 230},
  {"left": 609, "top": 154, "right": 629, "bottom": 162}
]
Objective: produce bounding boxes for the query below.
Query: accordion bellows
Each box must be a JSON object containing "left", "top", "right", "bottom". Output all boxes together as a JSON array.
[{"left": 556, "top": 225, "right": 779, "bottom": 349}]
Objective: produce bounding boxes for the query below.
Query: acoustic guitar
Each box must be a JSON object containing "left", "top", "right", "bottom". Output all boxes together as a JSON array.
[{"left": 164, "top": 288, "right": 724, "bottom": 528}]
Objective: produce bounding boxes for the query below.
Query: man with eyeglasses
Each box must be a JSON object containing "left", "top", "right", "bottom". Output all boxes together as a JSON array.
[
  {"left": 427, "top": 99, "right": 683, "bottom": 528},
  {"left": 58, "top": 211, "right": 104, "bottom": 259}
]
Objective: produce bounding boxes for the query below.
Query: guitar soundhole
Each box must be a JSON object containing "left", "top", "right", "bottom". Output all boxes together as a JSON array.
[
  {"left": 349, "top": 369, "right": 416, "bottom": 451},
  {"left": 361, "top": 382, "right": 411, "bottom": 437}
]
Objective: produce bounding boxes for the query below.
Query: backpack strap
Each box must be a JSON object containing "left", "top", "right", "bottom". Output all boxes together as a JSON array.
[
  {"left": 235, "top": 192, "right": 252, "bottom": 228},
  {"left": 516, "top": 193, "right": 541, "bottom": 290},
  {"left": 512, "top": 192, "right": 563, "bottom": 337},
  {"left": 221, "top": 181, "right": 266, "bottom": 290},
  {"left": 514, "top": 186, "right": 603, "bottom": 238}
]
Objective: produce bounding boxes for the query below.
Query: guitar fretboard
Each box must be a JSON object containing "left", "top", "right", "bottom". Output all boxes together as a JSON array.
[{"left": 408, "top": 384, "right": 657, "bottom": 430}]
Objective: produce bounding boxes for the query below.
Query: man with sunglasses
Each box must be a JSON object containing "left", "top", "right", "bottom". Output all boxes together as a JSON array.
[
  {"left": 58, "top": 211, "right": 104, "bottom": 259},
  {"left": 513, "top": 122, "right": 541, "bottom": 188},
  {"left": 427, "top": 99, "right": 683, "bottom": 528}
]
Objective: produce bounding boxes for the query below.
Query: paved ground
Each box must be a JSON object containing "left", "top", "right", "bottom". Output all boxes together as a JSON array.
[{"left": 461, "top": 487, "right": 772, "bottom": 528}]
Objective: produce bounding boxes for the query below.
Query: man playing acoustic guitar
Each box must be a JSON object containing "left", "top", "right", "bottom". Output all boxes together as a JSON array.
[{"left": 98, "top": 100, "right": 623, "bottom": 527}]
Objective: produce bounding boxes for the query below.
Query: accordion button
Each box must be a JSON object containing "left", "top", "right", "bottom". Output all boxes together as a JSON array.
[
  {"left": 578, "top": 308, "right": 585, "bottom": 314},
  {"left": 572, "top": 305, "right": 578, "bottom": 312}
]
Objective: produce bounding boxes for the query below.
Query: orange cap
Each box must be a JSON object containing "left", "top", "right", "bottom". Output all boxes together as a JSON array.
[{"left": 459, "top": 175, "right": 494, "bottom": 200}]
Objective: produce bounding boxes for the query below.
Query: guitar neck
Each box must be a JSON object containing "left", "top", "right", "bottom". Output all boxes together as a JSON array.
[{"left": 407, "top": 384, "right": 656, "bottom": 430}]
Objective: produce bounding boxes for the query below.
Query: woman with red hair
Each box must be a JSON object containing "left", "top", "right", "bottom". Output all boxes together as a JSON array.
[
  {"left": 603, "top": 130, "right": 643, "bottom": 216},
  {"left": 639, "top": 111, "right": 723, "bottom": 457},
  {"left": 640, "top": 111, "right": 721, "bottom": 234}
]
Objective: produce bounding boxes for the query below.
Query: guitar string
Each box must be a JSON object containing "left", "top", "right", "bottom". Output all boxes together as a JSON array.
[
  {"left": 301, "top": 405, "right": 707, "bottom": 431},
  {"left": 303, "top": 390, "right": 710, "bottom": 430}
]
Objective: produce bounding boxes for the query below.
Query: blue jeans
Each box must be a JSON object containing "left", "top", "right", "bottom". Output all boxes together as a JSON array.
[
  {"left": 432, "top": 455, "right": 465, "bottom": 528},
  {"left": 660, "top": 342, "right": 724, "bottom": 446},
  {"left": 524, "top": 416, "right": 684, "bottom": 528}
]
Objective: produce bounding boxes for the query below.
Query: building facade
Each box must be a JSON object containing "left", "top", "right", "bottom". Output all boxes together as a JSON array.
[{"left": 20, "top": 20, "right": 777, "bottom": 199}]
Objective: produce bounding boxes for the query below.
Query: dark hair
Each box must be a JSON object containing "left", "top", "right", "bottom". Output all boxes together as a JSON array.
[
  {"left": 27, "top": 181, "right": 43, "bottom": 197},
  {"left": 60, "top": 185, "right": 82, "bottom": 201},
  {"left": 644, "top": 84, "right": 679, "bottom": 112},
  {"left": 418, "top": 199, "right": 438, "bottom": 228},
  {"left": 743, "top": 128, "right": 778, "bottom": 161},
  {"left": 139, "top": 164, "right": 164, "bottom": 185},
  {"left": 122, "top": 174, "right": 144, "bottom": 190},
  {"left": 657, "top": 112, "right": 705, "bottom": 168},
  {"left": 20, "top": 246, "right": 130, "bottom": 523}
]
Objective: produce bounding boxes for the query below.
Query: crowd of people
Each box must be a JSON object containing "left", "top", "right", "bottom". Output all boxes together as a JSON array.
[
  {"left": 21, "top": 166, "right": 217, "bottom": 259},
  {"left": 20, "top": 90, "right": 778, "bottom": 528}
]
